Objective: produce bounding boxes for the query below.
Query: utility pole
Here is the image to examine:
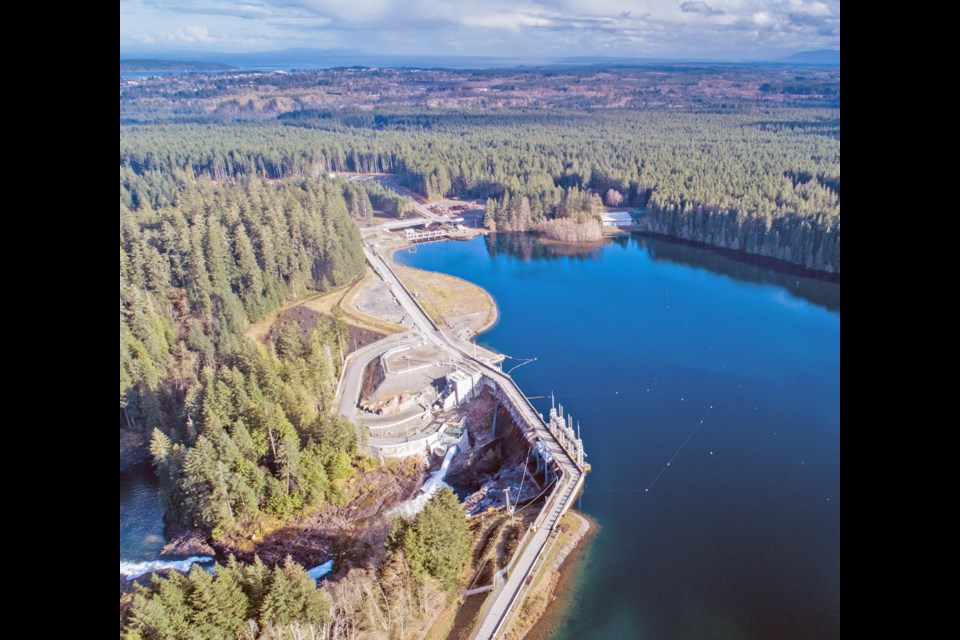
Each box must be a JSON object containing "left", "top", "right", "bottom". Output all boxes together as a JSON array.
[{"left": 504, "top": 487, "right": 512, "bottom": 517}]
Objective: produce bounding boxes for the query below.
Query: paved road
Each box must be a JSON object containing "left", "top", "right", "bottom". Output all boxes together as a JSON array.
[
  {"left": 364, "top": 246, "right": 449, "bottom": 344},
  {"left": 335, "top": 331, "right": 436, "bottom": 449},
  {"left": 336, "top": 332, "right": 421, "bottom": 421},
  {"left": 362, "top": 243, "right": 584, "bottom": 639},
  {"left": 368, "top": 176, "right": 452, "bottom": 228},
  {"left": 468, "top": 377, "right": 583, "bottom": 639}
]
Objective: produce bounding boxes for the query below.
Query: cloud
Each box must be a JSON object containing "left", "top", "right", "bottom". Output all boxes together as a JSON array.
[
  {"left": 460, "top": 13, "right": 555, "bottom": 31},
  {"left": 680, "top": 2, "right": 724, "bottom": 17},
  {"left": 122, "top": 30, "right": 157, "bottom": 44},
  {"left": 752, "top": 11, "right": 773, "bottom": 25},
  {"left": 121, "top": 0, "right": 841, "bottom": 58},
  {"left": 164, "top": 24, "right": 215, "bottom": 42},
  {"left": 147, "top": 1, "right": 272, "bottom": 20}
]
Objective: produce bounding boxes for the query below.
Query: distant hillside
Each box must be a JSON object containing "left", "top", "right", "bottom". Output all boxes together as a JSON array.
[
  {"left": 781, "top": 50, "right": 840, "bottom": 65},
  {"left": 120, "top": 59, "right": 237, "bottom": 72}
]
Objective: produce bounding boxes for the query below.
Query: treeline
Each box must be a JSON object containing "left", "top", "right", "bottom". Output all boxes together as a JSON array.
[
  {"left": 120, "top": 168, "right": 368, "bottom": 535},
  {"left": 645, "top": 207, "right": 840, "bottom": 271},
  {"left": 123, "top": 489, "right": 470, "bottom": 640},
  {"left": 124, "top": 558, "right": 330, "bottom": 640},
  {"left": 341, "top": 179, "right": 410, "bottom": 219},
  {"left": 484, "top": 185, "right": 605, "bottom": 232},
  {"left": 120, "top": 108, "right": 840, "bottom": 271}
]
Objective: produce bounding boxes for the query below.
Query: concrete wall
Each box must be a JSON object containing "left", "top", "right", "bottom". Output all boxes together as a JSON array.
[
  {"left": 373, "top": 372, "right": 556, "bottom": 473},
  {"left": 373, "top": 429, "right": 445, "bottom": 459},
  {"left": 450, "top": 370, "right": 483, "bottom": 405}
]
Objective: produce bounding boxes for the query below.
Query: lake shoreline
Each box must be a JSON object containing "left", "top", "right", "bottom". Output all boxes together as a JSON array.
[
  {"left": 122, "top": 230, "right": 838, "bottom": 636},
  {"left": 509, "top": 511, "right": 598, "bottom": 640},
  {"left": 386, "top": 243, "right": 500, "bottom": 338},
  {"left": 387, "top": 231, "right": 833, "bottom": 637},
  {"left": 387, "top": 240, "right": 599, "bottom": 638},
  {"left": 636, "top": 230, "right": 841, "bottom": 282},
  {"left": 395, "top": 233, "right": 839, "bottom": 638}
]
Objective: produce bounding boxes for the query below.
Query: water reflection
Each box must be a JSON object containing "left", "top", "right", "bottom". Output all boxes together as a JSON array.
[
  {"left": 484, "top": 232, "right": 607, "bottom": 262},
  {"left": 484, "top": 232, "right": 839, "bottom": 312},
  {"left": 398, "top": 233, "right": 839, "bottom": 640}
]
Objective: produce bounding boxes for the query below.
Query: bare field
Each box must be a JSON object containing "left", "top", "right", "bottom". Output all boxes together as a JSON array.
[
  {"left": 340, "top": 266, "right": 407, "bottom": 335},
  {"left": 246, "top": 267, "right": 405, "bottom": 349},
  {"left": 244, "top": 287, "right": 343, "bottom": 344},
  {"left": 392, "top": 262, "right": 498, "bottom": 337}
]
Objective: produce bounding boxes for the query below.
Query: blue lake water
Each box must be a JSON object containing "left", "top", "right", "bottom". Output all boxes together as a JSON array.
[{"left": 396, "top": 233, "right": 840, "bottom": 640}]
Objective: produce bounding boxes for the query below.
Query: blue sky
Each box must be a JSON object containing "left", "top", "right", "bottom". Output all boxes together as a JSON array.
[{"left": 119, "top": 0, "right": 839, "bottom": 61}]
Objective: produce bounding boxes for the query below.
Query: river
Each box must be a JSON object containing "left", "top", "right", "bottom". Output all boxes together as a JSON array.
[
  {"left": 119, "top": 460, "right": 166, "bottom": 563},
  {"left": 395, "top": 233, "right": 840, "bottom": 640}
]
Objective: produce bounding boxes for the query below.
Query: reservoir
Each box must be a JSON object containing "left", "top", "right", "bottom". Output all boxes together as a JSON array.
[{"left": 396, "top": 233, "right": 840, "bottom": 640}]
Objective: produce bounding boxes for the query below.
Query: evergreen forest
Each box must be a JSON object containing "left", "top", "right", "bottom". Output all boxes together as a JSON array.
[
  {"left": 122, "top": 107, "right": 839, "bottom": 273},
  {"left": 120, "top": 65, "right": 840, "bottom": 637}
]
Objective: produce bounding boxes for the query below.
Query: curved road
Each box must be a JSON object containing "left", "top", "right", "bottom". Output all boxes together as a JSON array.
[{"left": 335, "top": 331, "right": 438, "bottom": 449}]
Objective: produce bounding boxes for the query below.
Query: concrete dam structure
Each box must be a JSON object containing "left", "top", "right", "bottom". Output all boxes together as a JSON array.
[{"left": 335, "top": 208, "right": 590, "bottom": 639}]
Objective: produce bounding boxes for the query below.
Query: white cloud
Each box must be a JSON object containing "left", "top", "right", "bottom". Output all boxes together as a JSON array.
[
  {"left": 164, "top": 24, "right": 215, "bottom": 42},
  {"left": 122, "top": 30, "right": 157, "bottom": 44},
  {"left": 121, "top": 0, "right": 840, "bottom": 58},
  {"left": 460, "top": 13, "right": 555, "bottom": 31},
  {"left": 680, "top": 1, "right": 724, "bottom": 16}
]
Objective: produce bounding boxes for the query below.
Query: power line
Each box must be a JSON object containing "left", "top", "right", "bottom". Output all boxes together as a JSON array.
[
  {"left": 645, "top": 405, "right": 714, "bottom": 492},
  {"left": 505, "top": 357, "right": 536, "bottom": 375},
  {"left": 580, "top": 405, "right": 716, "bottom": 496}
]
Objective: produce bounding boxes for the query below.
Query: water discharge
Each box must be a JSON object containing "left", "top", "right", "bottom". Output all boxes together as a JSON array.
[
  {"left": 306, "top": 559, "right": 335, "bottom": 582},
  {"left": 390, "top": 445, "right": 460, "bottom": 519},
  {"left": 120, "top": 556, "right": 214, "bottom": 581}
]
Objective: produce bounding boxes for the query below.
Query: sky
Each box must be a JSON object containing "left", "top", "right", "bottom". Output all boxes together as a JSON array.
[{"left": 119, "top": 0, "right": 840, "bottom": 61}]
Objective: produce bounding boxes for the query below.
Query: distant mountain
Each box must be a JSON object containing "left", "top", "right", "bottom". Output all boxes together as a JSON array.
[
  {"left": 780, "top": 50, "right": 840, "bottom": 65},
  {"left": 119, "top": 47, "right": 842, "bottom": 72},
  {"left": 119, "top": 48, "right": 543, "bottom": 70},
  {"left": 121, "top": 59, "right": 237, "bottom": 72}
]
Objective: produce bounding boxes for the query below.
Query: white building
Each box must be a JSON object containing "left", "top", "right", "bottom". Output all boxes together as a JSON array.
[
  {"left": 436, "top": 370, "right": 482, "bottom": 409},
  {"left": 601, "top": 211, "right": 636, "bottom": 228}
]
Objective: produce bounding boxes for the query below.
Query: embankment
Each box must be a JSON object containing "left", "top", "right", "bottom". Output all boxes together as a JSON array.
[{"left": 509, "top": 512, "right": 597, "bottom": 640}]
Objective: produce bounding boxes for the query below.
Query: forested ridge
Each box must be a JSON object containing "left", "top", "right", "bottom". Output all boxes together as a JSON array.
[
  {"left": 121, "top": 107, "right": 839, "bottom": 272},
  {"left": 120, "top": 162, "right": 479, "bottom": 636},
  {"left": 121, "top": 167, "right": 371, "bottom": 535}
]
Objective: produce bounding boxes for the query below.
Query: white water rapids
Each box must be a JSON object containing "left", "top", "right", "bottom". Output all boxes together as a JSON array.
[
  {"left": 390, "top": 445, "right": 459, "bottom": 519},
  {"left": 120, "top": 556, "right": 214, "bottom": 581}
]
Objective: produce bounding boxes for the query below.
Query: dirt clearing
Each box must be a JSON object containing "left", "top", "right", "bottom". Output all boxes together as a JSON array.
[{"left": 392, "top": 262, "right": 497, "bottom": 337}]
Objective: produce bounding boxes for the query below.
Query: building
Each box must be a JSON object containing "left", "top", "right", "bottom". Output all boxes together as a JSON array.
[
  {"left": 601, "top": 211, "right": 636, "bottom": 227},
  {"left": 435, "top": 369, "right": 482, "bottom": 409}
]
